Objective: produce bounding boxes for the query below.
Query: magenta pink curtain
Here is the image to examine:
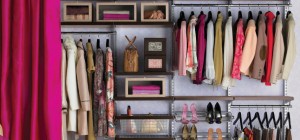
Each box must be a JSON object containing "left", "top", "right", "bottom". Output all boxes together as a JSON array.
[{"left": 0, "top": 0, "right": 61, "bottom": 139}]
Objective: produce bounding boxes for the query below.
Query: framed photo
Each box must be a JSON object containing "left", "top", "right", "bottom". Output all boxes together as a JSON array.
[
  {"left": 144, "top": 56, "right": 166, "bottom": 72},
  {"left": 63, "top": 2, "right": 92, "bottom": 22},
  {"left": 144, "top": 38, "right": 166, "bottom": 55}
]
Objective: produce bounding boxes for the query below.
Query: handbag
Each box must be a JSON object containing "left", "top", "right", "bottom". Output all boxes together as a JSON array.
[
  {"left": 124, "top": 35, "right": 139, "bottom": 72},
  {"left": 141, "top": 114, "right": 164, "bottom": 133}
]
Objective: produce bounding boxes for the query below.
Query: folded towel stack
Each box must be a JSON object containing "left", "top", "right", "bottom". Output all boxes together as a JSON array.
[
  {"left": 132, "top": 85, "right": 161, "bottom": 95},
  {"left": 103, "top": 11, "right": 130, "bottom": 20}
]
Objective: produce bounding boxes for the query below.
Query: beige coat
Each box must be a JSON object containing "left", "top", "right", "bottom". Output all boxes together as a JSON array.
[
  {"left": 86, "top": 42, "right": 96, "bottom": 140},
  {"left": 282, "top": 14, "right": 296, "bottom": 79},
  {"left": 251, "top": 14, "right": 267, "bottom": 80},
  {"left": 270, "top": 15, "right": 285, "bottom": 84},
  {"left": 76, "top": 41, "right": 90, "bottom": 135},
  {"left": 240, "top": 19, "right": 257, "bottom": 76},
  {"left": 61, "top": 44, "right": 68, "bottom": 140}
]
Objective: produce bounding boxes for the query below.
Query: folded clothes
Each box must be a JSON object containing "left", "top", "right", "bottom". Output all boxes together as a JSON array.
[
  {"left": 103, "top": 17, "right": 130, "bottom": 20},
  {"left": 132, "top": 85, "right": 161, "bottom": 90},
  {"left": 103, "top": 14, "right": 130, "bottom": 18},
  {"left": 103, "top": 10, "right": 130, "bottom": 15},
  {"left": 132, "top": 90, "right": 160, "bottom": 94}
]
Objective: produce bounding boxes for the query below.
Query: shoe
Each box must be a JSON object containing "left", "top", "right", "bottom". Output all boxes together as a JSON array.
[
  {"left": 215, "top": 102, "right": 222, "bottom": 124},
  {"left": 208, "top": 128, "right": 213, "bottom": 140},
  {"left": 190, "top": 124, "right": 197, "bottom": 140},
  {"left": 216, "top": 128, "right": 223, "bottom": 140},
  {"left": 206, "top": 102, "right": 214, "bottom": 124},
  {"left": 190, "top": 103, "right": 199, "bottom": 123},
  {"left": 182, "top": 124, "right": 189, "bottom": 140},
  {"left": 181, "top": 104, "right": 189, "bottom": 124}
]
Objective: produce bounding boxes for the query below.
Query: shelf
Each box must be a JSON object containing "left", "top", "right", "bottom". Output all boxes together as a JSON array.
[
  {"left": 115, "top": 96, "right": 294, "bottom": 101},
  {"left": 116, "top": 135, "right": 173, "bottom": 140},
  {"left": 175, "top": 132, "right": 231, "bottom": 139},
  {"left": 174, "top": 96, "right": 234, "bottom": 101},
  {"left": 116, "top": 114, "right": 173, "bottom": 119},
  {"left": 174, "top": 111, "right": 233, "bottom": 123},
  {"left": 61, "top": 22, "right": 173, "bottom": 26},
  {"left": 233, "top": 96, "right": 294, "bottom": 101},
  {"left": 115, "top": 72, "right": 174, "bottom": 76},
  {"left": 115, "top": 96, "right": 173, "bottom": 101}
]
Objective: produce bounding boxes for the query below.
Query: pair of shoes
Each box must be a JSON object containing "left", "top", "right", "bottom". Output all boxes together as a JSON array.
[
  {"left": 206, "top": 102, "right": 222, "bottom": 124},
  {"left": 181, "top": 103, "right": 199, "bottom": 124},
  {"left": 208, "top": 128, "right": 223, "bottom": 140},
  {"left": 182, "top": 124, "right": 197, "bottom": 140}
]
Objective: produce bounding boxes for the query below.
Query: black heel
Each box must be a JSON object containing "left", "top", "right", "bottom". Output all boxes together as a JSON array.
[
  {"left": 206, "top": 102, "right": 214, "bottom": 124},
  {"left": 215, "top": 102, "right": 222, "bottom": 124}
]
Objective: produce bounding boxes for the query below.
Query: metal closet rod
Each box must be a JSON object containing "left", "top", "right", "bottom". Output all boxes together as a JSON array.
[
  {"left": 231, "top": 105, "right": 292, "bottom": 108},
  {"left": 61, "top": 31, "right": 116, "bottom": 34},
  {"left": 172, "top": 4, "right": 292, "bottom": 7}
]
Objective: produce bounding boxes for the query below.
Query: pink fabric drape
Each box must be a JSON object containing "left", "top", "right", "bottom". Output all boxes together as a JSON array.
[{"left": 1, "top": 0, "right": 61, "bottom": 139}]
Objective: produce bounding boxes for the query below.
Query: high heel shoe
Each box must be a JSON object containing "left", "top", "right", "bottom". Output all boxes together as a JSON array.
[
  {"left": 182, "top": 124, "right": 189, "bottom": 140},
  {"left": 215, "top": 102, "right": 222, "bottom": 124},
  {"left": 190, "top": 124, "right": 197, "bottom": 140},
  {"left": 190, "top": 103, "right": 199, "bottom": 123},
  {"left": 206, "top": 102, "right": 214, "bottom": 124},
  {"left": 181, "top": 104, "right": 189, "bottom": 124}
]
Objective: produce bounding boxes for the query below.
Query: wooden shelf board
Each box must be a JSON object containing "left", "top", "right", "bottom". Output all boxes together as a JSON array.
[
  {"left": 174, "top": 96, "right": 234, "bottom": 101},
  {"left": 115, "top": 114, "right": 173, "bottom": 119},
  {"left": 115, "top": 96, "right": 173, "bottom": 101},
  {"left": 233, "top": 96, "right": 294, "bottom": 101},
  {"left": 61, "top": 22, "right": 173, "bottom": 26},
  {"left": 115, "top": 72, "right": 174, "bottom": 76}
]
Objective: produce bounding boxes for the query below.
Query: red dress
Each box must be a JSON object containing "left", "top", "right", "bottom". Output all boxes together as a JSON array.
[{"left": 262, "top": 11, "right": 275, "bottom": 86}]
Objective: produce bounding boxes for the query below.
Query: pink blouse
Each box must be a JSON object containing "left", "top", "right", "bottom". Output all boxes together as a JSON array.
[{"left": 231, "top": 19, "right": 245, "bottom": 80}]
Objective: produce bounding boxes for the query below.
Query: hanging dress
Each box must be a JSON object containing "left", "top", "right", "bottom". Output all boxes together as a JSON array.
[
  {"left": 231, "top": 19, "right": 245, "bottom": 80},
  {"left": 193, "top": 14, "right": 206, "bottom": 84},
  {"left": 106, "top": 47, "right": 115, "bottom": 137},
  {"left": 213, "top": 12, "right": 223, "bottom": 85}
]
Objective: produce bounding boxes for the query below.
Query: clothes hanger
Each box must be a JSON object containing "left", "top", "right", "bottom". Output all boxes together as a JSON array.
[
  {"left": 233, "top": 112, "right": 244, "bottom": 130},
  {"left": 207, "top": 11, "right": 213, "bottom": 21},
  {"left": 243, "top": 112, "right": 253, "bottom": 129},
  {"left": 106, "top": 39, "right": 109, "bottom": 48},
  {"left": 97, "top": 39, "right": 101, "bottom": 49},
  {"left": 261, "top": 112, "right": 270, "bottom": 129},
  {"left": 248, "top": 11, "right": 253, "bottom": 20},
  {"left": 61, "top": 39, "right": 63, "bottom": 43},
  {"left": 228, "top": 11, "right": 232, "bottom": 17},
  {"left": 88, "top": 39, "right": 91, "bottom": 43},
  {"left": 250, "top": 111, "right": 264, "bottom": 129},
  {"left": 177, "top": 11, "right": 186, "bottom": 28},
  {"left": 268, "top": 112, "right": 277, "bottom": 128},
  {"left": 275, "top": 112, "right": 283, "bottom": 129},
  {"left": 286, "top": 11, "right": 292, "bottom": 19},
  {"left": 284, "top": 112, "right": 291, "bottom": 129},
  {"left": 238, "top": 11, "right": 243, "bottom": 19}
]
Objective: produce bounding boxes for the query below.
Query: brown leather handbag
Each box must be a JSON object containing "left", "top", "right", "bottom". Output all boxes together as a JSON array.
[{"left": 124, "top": 36, "right": 139, "bottom": 72}]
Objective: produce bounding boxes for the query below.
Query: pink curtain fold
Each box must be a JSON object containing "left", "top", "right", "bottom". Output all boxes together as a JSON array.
[{"left": 0, "top": 0, "right": 61, "bottom": 139}]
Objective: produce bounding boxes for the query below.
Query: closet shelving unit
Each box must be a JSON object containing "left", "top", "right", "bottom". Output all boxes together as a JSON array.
[{"left": 61, "top": 0, "right": 294, "bottom": 139}]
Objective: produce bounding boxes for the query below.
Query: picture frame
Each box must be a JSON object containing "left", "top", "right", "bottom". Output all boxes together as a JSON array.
[
  {"left": 144, "top": 38, "right": 166, "bottom": 55},
  {"left": 144, "top": 56, "right": 166, "bottom": 72},
  {"left": 141, "top": 2, "right": 169, "bottom": 22},
  {"left": 96, "top": 2, "right": 137, "bottom": 22},
  {"left": 63, "top": 2, "right": 92, "bottom": 22},
  {"left": 125, "top": 77, "right": 166, "bottom": 97}
]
